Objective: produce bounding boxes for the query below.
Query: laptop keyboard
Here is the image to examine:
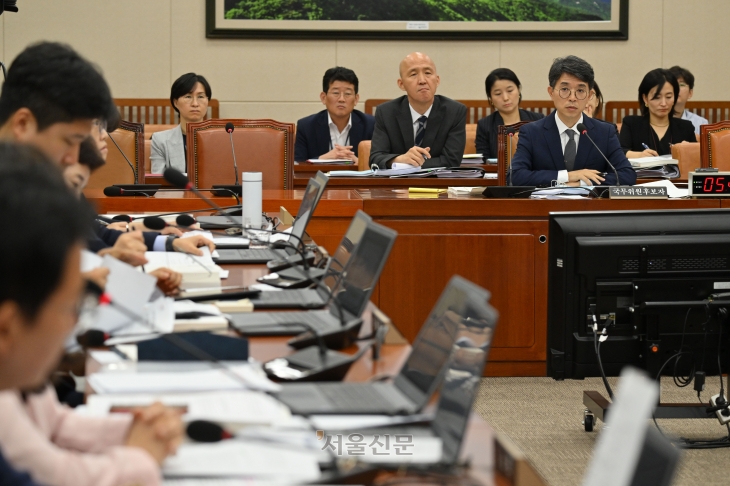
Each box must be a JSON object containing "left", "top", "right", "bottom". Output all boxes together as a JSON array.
[
  {"left": 318, "top": 384, "right": 396, "bottom": 411},
  {"left": 255, "top": 290, "right": 321, "bottom": 305},
  {"left": 239, "top": 249, "right": 278, "bottom": 259},
  {"left": 267, "top": 311, "right": 335, "bottom": 331}
]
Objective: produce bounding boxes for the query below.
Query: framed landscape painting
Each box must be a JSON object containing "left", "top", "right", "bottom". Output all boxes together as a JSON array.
[{"left": 206, "top": 0, "right": 628, "bottom": 41}]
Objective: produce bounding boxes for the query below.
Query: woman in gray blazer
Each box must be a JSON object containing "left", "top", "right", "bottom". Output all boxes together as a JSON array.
[{"left": 150, "top": 73, "right": 212, "bottom": 174}]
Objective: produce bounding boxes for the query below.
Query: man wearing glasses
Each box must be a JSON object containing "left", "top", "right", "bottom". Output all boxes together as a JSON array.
[
  {"left": 295, "top": 67, "right": 375, "bottom": 164},
  {"left": 151, "top": 73, "right": 212, "bottom": 173},
  {"left": 510, "top": 55, "right": 635, "bottom": 187}
]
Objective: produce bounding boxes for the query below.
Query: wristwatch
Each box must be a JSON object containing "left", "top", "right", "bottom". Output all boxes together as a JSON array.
[{"left": 165, "top": 235, "right": 179, "bottom": 252}]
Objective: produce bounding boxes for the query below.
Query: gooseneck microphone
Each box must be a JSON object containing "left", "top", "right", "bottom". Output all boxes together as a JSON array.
[
  {"left": 176, "top": 214, "right": 196, "bottom": 227},
  {"left": 225, "top": 122, "right": 240, "bottom": 185},
  {"left": 164, "top": 167, "right": 227, "bottom": 213},
  {"left": 576, "top": 123, "right": 621, "bottom": 187},
  {"left": 103, "top": 186, "right": 151, "bottom": 197}
]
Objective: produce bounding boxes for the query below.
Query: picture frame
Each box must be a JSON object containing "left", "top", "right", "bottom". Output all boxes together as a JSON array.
[{"left": 206, "top": 0, "right": 629, "bottom": 41}]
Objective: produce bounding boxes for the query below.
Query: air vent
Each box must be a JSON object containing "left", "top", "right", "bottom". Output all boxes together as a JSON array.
[{"left": 620, "top": 256, "right": 729, "bottom": 273}]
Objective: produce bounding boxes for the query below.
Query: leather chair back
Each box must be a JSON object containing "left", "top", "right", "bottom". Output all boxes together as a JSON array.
[
  {"left": 358, "top": 140, "right": 372, "bottom": 171},
  {"left": 465, "top": 123, "right": 477, "bottom": 154},
  {"left": 671, "top": 142, "right": 701, "bottom": 178},
  {"left": 700, "top": 121, "right": 730, "bottom": 170},
  {"left": 187, "top": 119, "right": 294, "bottom": 190},
  {"left": 497, "top": 121, "right": 529, "bottom": 186},
  {"left": 87, "top": 120, "right": 144, "bottom": 188}
]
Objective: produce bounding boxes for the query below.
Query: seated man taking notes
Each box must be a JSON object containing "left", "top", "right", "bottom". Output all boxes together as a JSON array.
[
  {"left": 510, "top": 55, "right": 636, "bottom": 187},
  {"left": 294, "top": 67, "right": 375, "bottom": 164},
  {"left": 369, "top": 52, "right": 467, "bottom": 169}
]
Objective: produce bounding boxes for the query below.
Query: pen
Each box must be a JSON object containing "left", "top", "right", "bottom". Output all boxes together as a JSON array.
[{"left": 642, "top": 143, "right": 650, "bottom": 151}]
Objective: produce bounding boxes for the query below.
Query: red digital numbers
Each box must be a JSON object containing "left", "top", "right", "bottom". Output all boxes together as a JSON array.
[
  {"left": 718, "top": 177, "right": 726, "bottom": 193},
  {"left": 704, "top": 177, "right": 714, "bottom": 192}
]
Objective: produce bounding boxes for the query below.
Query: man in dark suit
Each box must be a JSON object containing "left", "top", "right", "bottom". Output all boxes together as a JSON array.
[
  {"left": 510, "top": 56, "right": 636, "bottom": 187},
  {"left": 369, "top": 52, "right": 466, "bottom": 169},
  {"left": 295, "top": 67, "right": 375, "bottom": 163}
]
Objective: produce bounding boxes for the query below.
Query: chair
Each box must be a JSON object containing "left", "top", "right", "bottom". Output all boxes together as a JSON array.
[
  {"left": 144, "top": 125, "right": 178, "bottom": 175},
  {"left": 465, "top": 124, "right": 477, "bottom": 154},
  {"left": 671, "top": 142, "right": 701, "bottom": 178},
  {"left": 187, "top": 119, "right": 294, "bottom": 190},
  {"left": 358, "top": 140, "right": 371, "bottom": 171},
  {"left": 497, "top": 122, "right": 530, "bottom": 186},
  {"left": 114, "top": 98, "right": 220, "bottom": 125},
  {"left": 700, "top": 120, "right": 730, "bottom": 170},
  {"left": 86, "top": 121, "right": 144, "bottom": 188},
  {"left": 604, "top": 101, "right": 641, "bottom": 125}
]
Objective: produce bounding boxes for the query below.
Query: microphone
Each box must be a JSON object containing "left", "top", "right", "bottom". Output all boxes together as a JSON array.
[
  {"left": 576, "top": 123, "right": 621, "bottom": 186},
  {"left": 107, "top": 131, "right": 137, "bottom": 184},
  {"left": 103, "top": 186, "right": 151, "bottom": 197},
  {"left": 142, "top": 216, "right": 168, "bottom": 231},
  {"left": 225, "top": 122, "right": 239, "bottom": 185},
  {"left": 176, "top": 214, "right": 196, "bottom": 227},
  {"left": 187, "top": 420, "right": 233, "bottom": 443},
  {"left": 209, "top": 123, "right": 243, "bottom": 197},
  {"left": 164, "top": 168, "right": 227, "bottom": 214}
]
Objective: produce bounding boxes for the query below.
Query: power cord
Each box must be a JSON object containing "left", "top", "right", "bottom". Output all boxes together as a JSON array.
[{"left": 590, "top": 309, "right": 614, "bottom": 399}]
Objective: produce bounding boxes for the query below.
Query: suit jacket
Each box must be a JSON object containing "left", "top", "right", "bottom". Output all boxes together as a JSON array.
[
  {"left": 150, "top": 125, "right": 185, "bottom": 174},
  {"left": 475, "top": 109, "right": 544, "bottom": 159},
  {"left": 510, "top": 111, "right": 637, "bottom": 187},
  {"left": 88, "top": 220, "right": 158, "bottom": 252},
  {"left": 294, "top": 109, "right": 375, "bottom": 162},
  {"left": 369, "top": 95, "right": 467, "bottom": 169},
  {"left": 619, "top": 115, "right": 696, "bottom": 156}
]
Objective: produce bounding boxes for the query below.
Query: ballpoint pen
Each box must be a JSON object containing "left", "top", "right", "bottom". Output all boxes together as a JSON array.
[{"left": 642, "top": 143, "right": 651, "bottom": 151}]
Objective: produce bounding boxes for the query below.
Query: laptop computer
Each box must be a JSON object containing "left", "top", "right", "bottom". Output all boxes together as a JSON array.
[
  {"left": 272, "top": 275, "right": 494, "bottom": 415},
  {"left": 230, "top": 214, "right": 395, "bottom": 340},
  {"left": 213, "top": 175, "right": 324, "bottom": 264},
  {"left": 323, "top": 296, "right": 497, "bottom": 468}
]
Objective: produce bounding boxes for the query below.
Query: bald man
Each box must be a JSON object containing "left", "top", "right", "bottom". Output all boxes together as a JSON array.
[{"left": 369, "top": 52, "right": 466, "bottom": 169}]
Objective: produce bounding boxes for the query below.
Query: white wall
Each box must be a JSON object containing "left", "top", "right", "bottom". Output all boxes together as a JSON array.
[{"left": 0, "top": 0, "right": 726, "bottom": 123}]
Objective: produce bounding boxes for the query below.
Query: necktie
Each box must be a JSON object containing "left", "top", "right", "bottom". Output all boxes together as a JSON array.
[
  {"left": 564, "top": 129, "right": 576, "bottom": 171},
  {"left": 415, "top": 116, "right": 427, "bottom": 147}
]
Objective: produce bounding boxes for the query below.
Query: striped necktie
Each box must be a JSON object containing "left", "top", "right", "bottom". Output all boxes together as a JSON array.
[{"left": 415, "top": 116, "right": 427, "bottom": 147}]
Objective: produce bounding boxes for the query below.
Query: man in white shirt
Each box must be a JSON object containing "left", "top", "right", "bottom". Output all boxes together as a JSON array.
[
  {"left": 294, "top": 67, "right": 375, "bottom": 163},
  {"left": 668, "top": 66, "right": 708, "bottom": 135}
]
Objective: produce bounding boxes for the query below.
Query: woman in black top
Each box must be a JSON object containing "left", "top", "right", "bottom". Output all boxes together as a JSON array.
[
  {"left": 475, "top": 68, "right": 544, "bottom": 160},
  {"left": 620, "top": 68, "right": 696, "bottom": 157}
]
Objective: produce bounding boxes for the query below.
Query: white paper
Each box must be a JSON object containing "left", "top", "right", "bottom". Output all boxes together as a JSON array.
[
  {"left": 582, "top": 367, "right": 660, "bottom": 486},
  {"left": 306, "top": 159, "right": 354, "bottom": 164},
  {"left": 212, "top": 236, "right": 250, "bottom": 247},
  {"left": 86, "top": 391, "right": 291, "bottom": 425},
  {"left": 163, "top": 441, "right": 320, "bottom": 481},
  {"left": 88, "top": 350, "right": 125, "bottom": 365},
  {"left": 636, "top": 179, "right": 688, "bottom": 199},
  {"left": 88, "top": 364, "right": 281, "bottom": 394},
  {"left": 80, "top": 250, "right": 103, "bottom": 272}
]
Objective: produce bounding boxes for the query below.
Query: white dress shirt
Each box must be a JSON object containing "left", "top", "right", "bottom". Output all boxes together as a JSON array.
[
  {"left": 554, "top": 113, "right": 584, "bottom": 184},
  {"left": 327, "top": 112, "right": 352, "bottom": 150},
  {"left": 682, "top": 109, "right": 708, "bottom": 135},
  {"left": 408, "top": 104, "right": 433, "bottom": 143}
]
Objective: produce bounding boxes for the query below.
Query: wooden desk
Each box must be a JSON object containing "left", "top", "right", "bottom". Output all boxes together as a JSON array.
[{"left": 356, "top": 190, "right": 722, "bottom": 377}]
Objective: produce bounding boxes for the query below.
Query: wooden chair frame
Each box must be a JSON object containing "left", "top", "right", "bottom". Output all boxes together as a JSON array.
[
  {"left": 700, "top": 120, "right": 730, "bottom": 168},
  {"left": 364, "top": 99, "right": 557, "bottom": 124},
  {"left": 187, "top": 118, "right": 294, "bottom": 190},
  {"left": 497, "top": 121, "right": 530, "bottom": 186},
  {"left": 114, "top": 98, "right": 220, "bottom": 125},
  {"left": 112, "top": 120, "right": 145, "bottom": 183}
]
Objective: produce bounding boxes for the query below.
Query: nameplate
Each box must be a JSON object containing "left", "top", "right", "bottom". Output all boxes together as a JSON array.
[{"left": 608, "top": 186, "right": 668, "bottom": 199}]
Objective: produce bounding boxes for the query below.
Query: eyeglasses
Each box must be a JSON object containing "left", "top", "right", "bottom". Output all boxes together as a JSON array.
[
  {"left": 180, "top": 94, "right": 209, "bottom": 104},
  {"left": 327, "top": 91, "right": 356, "bottom": 100},
  {"left": 557, "top": 87, "right": 589, "bottom": 100},
  {"left": 93, "top": 119, "right": 107, "bottom": 132}
]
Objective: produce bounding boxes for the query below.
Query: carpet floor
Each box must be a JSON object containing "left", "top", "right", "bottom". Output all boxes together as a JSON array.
[{"left": 474, "top": 376, "right": 730, "bottom": 486}]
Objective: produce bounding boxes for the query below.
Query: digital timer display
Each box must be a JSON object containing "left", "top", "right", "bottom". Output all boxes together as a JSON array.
[{"left": 689, "top": 172, "right": 730, "bottom": 197}]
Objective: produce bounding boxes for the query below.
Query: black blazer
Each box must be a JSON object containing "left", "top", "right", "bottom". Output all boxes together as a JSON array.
[
  {"left": 511, "top": 112, "right": 636, "bottom": 187},
  {"left": 294, "top": 109, "right": 375, "bottom": 162},
  {"left": 88, "top": 220, "right": 158, "bottom": 253},
  {"left": 475, "top": 109, "right": 544, "bottom": 159},
  {"left": 619, "top": 116, "right": 696, "bottom": 156},
  {"left": 369, "top": 95, "right": 467, "bottom": 169}
]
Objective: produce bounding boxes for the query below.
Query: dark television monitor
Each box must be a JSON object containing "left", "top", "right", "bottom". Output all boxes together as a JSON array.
[{"left": 547, "top": 209, "right": 730, "bottom": 380}]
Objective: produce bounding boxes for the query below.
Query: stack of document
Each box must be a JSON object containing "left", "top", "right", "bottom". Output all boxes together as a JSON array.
[
  {"left": 88, "top": 364, "right": 281, "bottom": 394},
  {"left": 461, "top": 154, "right": 484, "bottom": 164},
  {"left": 530, "top": 187, "right": 591, "bottom": 199},
  {"left": 144, "top": 247, "right": 222, "bottom": 289},
  {"left": 629, "top": 155, "right": 680, "bottom": 179}
]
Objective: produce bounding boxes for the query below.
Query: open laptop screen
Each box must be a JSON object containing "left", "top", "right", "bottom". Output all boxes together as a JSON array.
[
  {"left": 320, "top": 210, "right": 371, "bottom": 294},
  {"left": 431, "top": 294, "right": 498, "bottom": 465},
  {"left": 329, "top": 219, "right": 396, "bottom": 319},
  {"left": 285, "top": 178, "right": 321, "bottom": 256},
  {"left": 393, "top": 276, "right": 493, "bottom": 411}
]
